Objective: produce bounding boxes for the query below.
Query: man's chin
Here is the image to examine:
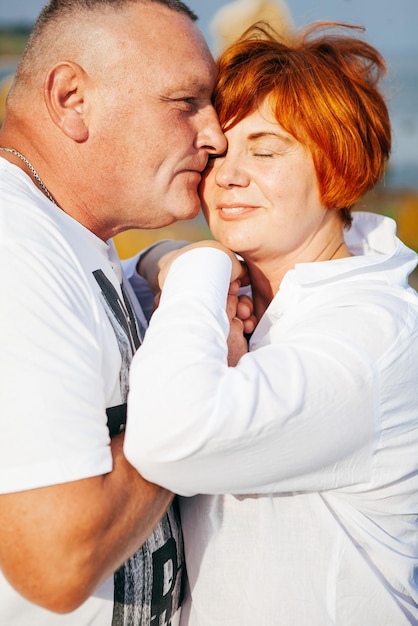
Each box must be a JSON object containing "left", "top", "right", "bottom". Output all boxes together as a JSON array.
[{"left": 172, "top": 194, "right": 202, "bottom": 222}]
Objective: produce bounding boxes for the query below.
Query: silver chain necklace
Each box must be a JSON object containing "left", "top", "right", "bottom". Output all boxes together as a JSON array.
[{"left": 0, "top": 147, "right": 56, "bottom": 204}]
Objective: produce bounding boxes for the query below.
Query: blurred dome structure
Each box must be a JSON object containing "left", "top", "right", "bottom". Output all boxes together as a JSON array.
[{"left": 210, "top": 0, "right": 294, "bottom": 54}]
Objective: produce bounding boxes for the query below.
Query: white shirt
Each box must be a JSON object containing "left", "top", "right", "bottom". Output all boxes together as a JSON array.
[
  {"left": 0, "top": 159, "right": 183, "bottom": 625},
  {"left": 125, "top": 212, "right": 418, "bottom": 625}
]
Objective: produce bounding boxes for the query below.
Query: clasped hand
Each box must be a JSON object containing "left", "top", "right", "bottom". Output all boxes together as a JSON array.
[{"left": 152, "top": 241, "right": 257, "bottom": 366}]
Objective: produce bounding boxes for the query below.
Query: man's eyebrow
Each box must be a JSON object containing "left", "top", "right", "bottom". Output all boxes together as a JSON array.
[{"left": 165, "top": 79, "right": 214, "bottom": 96}]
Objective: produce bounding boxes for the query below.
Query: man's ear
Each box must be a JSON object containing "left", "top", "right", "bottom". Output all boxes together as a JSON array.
[{"left": 44, "top": 62, "right": 90, "bottom": 142}]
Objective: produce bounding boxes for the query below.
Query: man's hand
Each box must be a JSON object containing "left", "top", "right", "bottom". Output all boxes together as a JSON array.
[{"left": 137, "top": 240, "right": 190, "bottom": 294}]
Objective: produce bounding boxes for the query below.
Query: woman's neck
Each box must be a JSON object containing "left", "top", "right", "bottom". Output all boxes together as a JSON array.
[
  {"left": 246, "top": 239, "right": 352, "bottom": 321},
  {"left": 246, "top": 262, "right": 279, "bottom": 322}
]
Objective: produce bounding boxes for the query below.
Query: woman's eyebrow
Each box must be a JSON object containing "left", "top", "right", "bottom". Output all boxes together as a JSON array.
[{"left": 247, "top": 131, "right": 293, "bottom": 143}]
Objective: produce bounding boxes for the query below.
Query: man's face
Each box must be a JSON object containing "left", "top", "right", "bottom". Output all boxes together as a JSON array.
[{"left": 92, "top": 3, "right": 226, "bottom": 233}]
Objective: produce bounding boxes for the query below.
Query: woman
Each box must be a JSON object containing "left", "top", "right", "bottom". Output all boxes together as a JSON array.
[{"left": 125, "top": 22, "right": 418, "bottom": 625}]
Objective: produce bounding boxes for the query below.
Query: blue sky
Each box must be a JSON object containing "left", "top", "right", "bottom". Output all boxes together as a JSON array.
[{"left": 1, "top": 0, "right": 417, "bottom": 55}]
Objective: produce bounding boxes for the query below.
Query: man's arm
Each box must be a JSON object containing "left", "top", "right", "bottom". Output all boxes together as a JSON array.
[
  {"left": 0, "top": 434, "right": 172, "bottom": 613},
  {"left": 133, "top": 239, "right": 191, "bottom": 295}
]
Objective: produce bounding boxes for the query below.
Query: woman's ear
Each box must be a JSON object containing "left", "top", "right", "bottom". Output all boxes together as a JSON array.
[{"left": 44, "top": 61, "right": 89, "bottom": 142}]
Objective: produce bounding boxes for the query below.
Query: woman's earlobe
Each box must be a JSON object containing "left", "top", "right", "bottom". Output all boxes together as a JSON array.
[{"left": 44, "top": 61, "right": 89, "bottom": 142}]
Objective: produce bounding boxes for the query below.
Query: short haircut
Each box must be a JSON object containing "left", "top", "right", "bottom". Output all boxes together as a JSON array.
[
  {"left": 214, "top": 22, "right": 391, "bottom": 224},
  {"left": 14, "top": 0, "right": 197, "bottom": 89},
  {"left": 33, "top": 0, "right": 197, "bottom": 28}
]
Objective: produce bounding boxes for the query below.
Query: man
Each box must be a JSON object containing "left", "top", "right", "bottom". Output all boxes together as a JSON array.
[{"left": 0, "top": 0, "right": 225, "bottom": 624}]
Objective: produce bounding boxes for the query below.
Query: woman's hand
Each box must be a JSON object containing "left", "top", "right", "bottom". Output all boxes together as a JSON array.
[
  {"left": 149, "top": 241, "right": 257, "bottom": 366},
  {"left": 226, "top": 281, "right": 257, "bottom": 366},
  {"left": 157, "top": 240, "right": 246, "bottom": 290}
]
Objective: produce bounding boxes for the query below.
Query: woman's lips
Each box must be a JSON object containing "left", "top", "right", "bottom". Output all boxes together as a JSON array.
[{"left": 217, "top": 204, "right": 257, "bottom": 217}]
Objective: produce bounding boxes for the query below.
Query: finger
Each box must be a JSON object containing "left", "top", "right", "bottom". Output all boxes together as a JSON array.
[
  {"left": 238, "top": 294, "right": 253, "bottom": 308},
  {"left": 231, "top": 316, "right": 245, "bottom": 330},
  {"left": 242, "top": 314, "right": 257, "bottom": 335},
  {"left": 226, "top": 294, "right": 239, "bottom": 320},
  {"left": 228, "top": 279, "right": 241, "bottom": 296},
  {"left": 236, "top": 259, "right": 250, "bottom": 286},
  {"left": 236, "top": 298, "right": 253, "bottom": 320}
]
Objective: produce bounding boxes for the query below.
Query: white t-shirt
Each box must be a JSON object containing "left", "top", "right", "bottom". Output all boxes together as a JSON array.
[
  {"left": 0, "top": 160, "right": 183, "bottom": 625},
  {"left": 125, "top": 212, "right": 418, "bottom": 625}
]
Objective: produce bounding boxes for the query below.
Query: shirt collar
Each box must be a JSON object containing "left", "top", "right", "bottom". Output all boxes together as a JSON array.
[{"left": 289, "top": 211, "right": 417, "bottom": 287}]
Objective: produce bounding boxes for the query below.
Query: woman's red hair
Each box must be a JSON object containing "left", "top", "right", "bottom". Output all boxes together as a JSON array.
[{"left": 214, "top": 21, "right": 391, "bottom": 226}]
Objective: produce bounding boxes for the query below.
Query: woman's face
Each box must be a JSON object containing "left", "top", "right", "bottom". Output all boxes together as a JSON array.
[{"left": 200, "top": 98, "right": 331, "bottom": 265}]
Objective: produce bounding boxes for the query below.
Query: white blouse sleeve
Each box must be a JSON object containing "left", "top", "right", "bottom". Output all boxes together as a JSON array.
[{"left": 124, "top": 248, "right": 376, "bottom": 496}]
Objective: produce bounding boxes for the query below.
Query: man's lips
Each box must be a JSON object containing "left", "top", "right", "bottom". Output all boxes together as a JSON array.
[{"left": 178, "top": 169, "right": 203, "bottom": 186}]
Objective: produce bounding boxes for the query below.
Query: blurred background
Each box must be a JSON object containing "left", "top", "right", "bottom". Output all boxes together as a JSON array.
[{"left": 1, "top": 0, "right": 417, "bottom": 286}]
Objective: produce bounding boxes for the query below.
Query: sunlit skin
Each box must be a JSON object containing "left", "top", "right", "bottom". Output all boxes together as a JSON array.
[
  {"left": 0, "top": 4, "right": 227, "bottom": 240},
  {"left": 0, "top": 2, "right": 227, "bottom": 611},
  {"left": 200, "top": 98, "right": 351, "bottom": 320},
  {"left": 96, "top": 3, "right": 227, "bottom": 231}
]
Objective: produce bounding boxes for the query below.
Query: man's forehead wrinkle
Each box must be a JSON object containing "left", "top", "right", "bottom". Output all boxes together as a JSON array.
[{"left": 164, "top": 76, "right": 214, "bottom": 96}]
